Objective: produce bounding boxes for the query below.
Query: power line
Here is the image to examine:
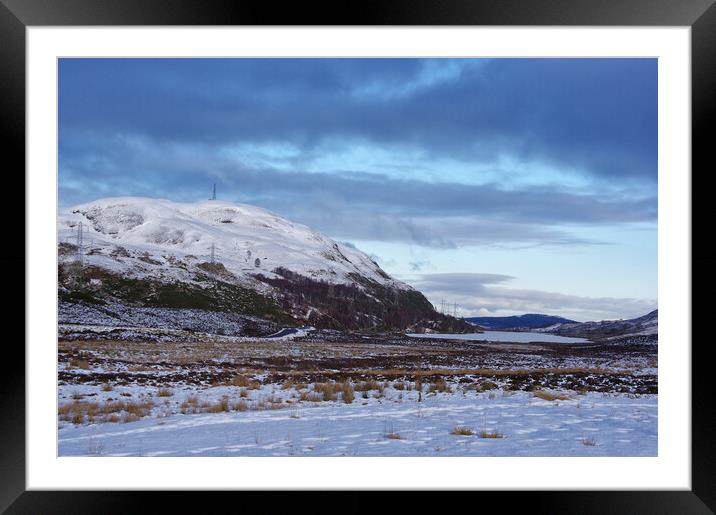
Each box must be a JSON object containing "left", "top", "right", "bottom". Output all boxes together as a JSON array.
[
  {"left": 68, "top": 221, "right": 90, "bottom": 288},
  {"left": 209, "top": 242, "right": 217, "bottom": 264}
]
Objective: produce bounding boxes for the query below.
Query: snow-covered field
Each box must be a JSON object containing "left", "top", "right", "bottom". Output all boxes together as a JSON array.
[
  {"left": 58, "top": 331, "right": 657, "bottom": 457},
  {"left": 58, "top": 389, "right": 657, "bottom": 457}
]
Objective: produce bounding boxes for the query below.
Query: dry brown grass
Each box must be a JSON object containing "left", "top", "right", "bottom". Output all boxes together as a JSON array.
[
  {"left": 313, "top": 382, "right": 336, "bottom": 401},
  {"left": 69, "top": 359, "right": 90, "bottom": 370},
  {"left": 281, "top": 380, "right": 295, "bottom": 390},
  {"left": 180, "top": 395, "right": 201, "bottom": 414},
  {"left": 478, "top": 429, "right": 505, "bottom": 439},
  {"left": 339, "top": 383, "right": 355, "bottom": 404},
  {"left": 450, "top": 426, "right": 475, "bottom": 436},
  {"left": 101, "top": 383, "right": 113, "bottom": 392},
  {"left": 359, "top": 366, "right": 614, "bottom": 378},
  {"left": 123, "top": 400, "right": 155, "bottom": 417},
  {"left": 156, "top": 388, "right": 174, "bottom": 397},
  {"left": 59, "top": 399, "right": 155, "bottom": 425},
  {"left": 127, "top": 364, "right": 153, "bottom": 372},
  {"left": 428, "top": 378, "right": 452, "bottom": 394},
  {"left": 383, "top": 422, "right": 402, "bottom": 439},
  {"left": 179, "top": 394, "right": 285, "bottom": 414},
  {"left": 255, "top": 395, "right": 285, "bottom": 411},
  {"left": 202, "top": 396, "right": 231, "bottom": 413},
  {"left": 478, "top": 380, "right": 499, "bottom": 391},
  {"left": 354, "top": 379, "right": 381, "bottom": 392},
  {"left": 228, "top": 374, "right": 261, "bottom": 389},
  {"left": 533, "top": 390, "right": 572, "bottom": 401},
  {"left": 300, "top": 391, "right": 323, "bottom": 402}
]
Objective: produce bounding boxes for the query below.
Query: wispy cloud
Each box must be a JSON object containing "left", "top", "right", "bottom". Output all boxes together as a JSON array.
[{"left": 405, "top": 272, "right": 656, "bottom": 321}]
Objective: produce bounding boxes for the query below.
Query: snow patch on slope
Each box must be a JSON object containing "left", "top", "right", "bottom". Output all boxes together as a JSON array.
[{"left": 59, "top": 197, "right": 409, "bottom": 290}]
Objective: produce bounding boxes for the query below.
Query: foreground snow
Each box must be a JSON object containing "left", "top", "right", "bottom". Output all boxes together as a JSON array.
[{"left": 58, "top": 390, "right": 657, "bottom": 457}]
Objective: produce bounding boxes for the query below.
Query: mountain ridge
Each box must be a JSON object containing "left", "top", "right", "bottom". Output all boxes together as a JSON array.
[
  {"left": 464, "top": 313, "right": 577, "bottom": 330},
  {"left": 537, "top": 309, "right": 658, "bottom": 342}
]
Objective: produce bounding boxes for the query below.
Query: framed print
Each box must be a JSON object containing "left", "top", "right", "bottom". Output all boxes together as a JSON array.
[{"left": 3, "top": 0, "right": 714, "bottom": 512}]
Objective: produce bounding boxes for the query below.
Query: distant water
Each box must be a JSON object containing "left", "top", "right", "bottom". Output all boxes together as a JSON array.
[{"left": 407, "top": 330, "right": 590, "bottom": 344}]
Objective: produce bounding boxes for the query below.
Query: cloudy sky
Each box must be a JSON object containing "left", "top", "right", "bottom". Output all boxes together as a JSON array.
[{"left": 58, "top": 58, "right": 657, "bottom": 322}]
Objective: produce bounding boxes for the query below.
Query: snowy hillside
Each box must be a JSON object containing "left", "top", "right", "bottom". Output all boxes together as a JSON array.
[
  {"left": 58, "top": 197, "right": 465, "bottom": 331},
  {"left": 59, "top": 197, "right": 405, "bottom": 290}
]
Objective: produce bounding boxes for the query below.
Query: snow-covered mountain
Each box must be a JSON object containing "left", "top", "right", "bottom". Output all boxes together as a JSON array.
[
  {"left": 59, "top": 197, "right": 403, "bottom": 289},
  {"left": 58, "top": 197, "right": 466, "bottom": 332}
]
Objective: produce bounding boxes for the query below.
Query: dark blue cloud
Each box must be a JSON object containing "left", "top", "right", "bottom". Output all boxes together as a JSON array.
[{"left": 59, "top": 58, "right": 657, "bottom": 184}]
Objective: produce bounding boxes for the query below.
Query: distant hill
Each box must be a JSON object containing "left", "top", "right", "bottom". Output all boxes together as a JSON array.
[
  {"left": 538, "top": 309, "right": 657, "bottom": 342},
  {"left": 463, "top": 314, "right": 577, "bottom": 330}
]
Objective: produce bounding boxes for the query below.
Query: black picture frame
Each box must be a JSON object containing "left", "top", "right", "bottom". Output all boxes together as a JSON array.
[{"left": 2, "top": 0, "right": 713, "bottom": 512}]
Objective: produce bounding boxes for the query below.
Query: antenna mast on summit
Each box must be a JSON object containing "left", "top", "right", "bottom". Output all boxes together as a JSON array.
[
  {"left": 209, "top": 243, "right": 216, "bottom": 264},
  {"left": 210, "top": 183, "right": 216, "bottom": 201}
]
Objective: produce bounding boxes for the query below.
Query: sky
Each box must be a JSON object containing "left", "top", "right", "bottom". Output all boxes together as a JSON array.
[{"left": 58, "top": 58, "right": 657, "bottom": 322}]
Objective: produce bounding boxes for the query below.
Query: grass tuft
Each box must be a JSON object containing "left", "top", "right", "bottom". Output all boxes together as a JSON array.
[
  {"left": 428, "top": 378, "right": 452, "bottom": 394},
  {"left": 313, "top": 382, "right": 336, "bottom": 401},
  {"left": 70, "top": 359, "right": 90, "bottom": 370},
  {"left": 478, "top": 429, "right": 505, "bottom": 439},
  {"left": 450, "top": 425, "right": 475, "bottom": 436},
  {"left": 59, "top": 399, "right": 154, "bottom": 425},
  {"left": 228, "top": 374, "right": 260, "bottom": 389},
  {"left": 533, "top": 390, "right": 571, "bottom": 401}
]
